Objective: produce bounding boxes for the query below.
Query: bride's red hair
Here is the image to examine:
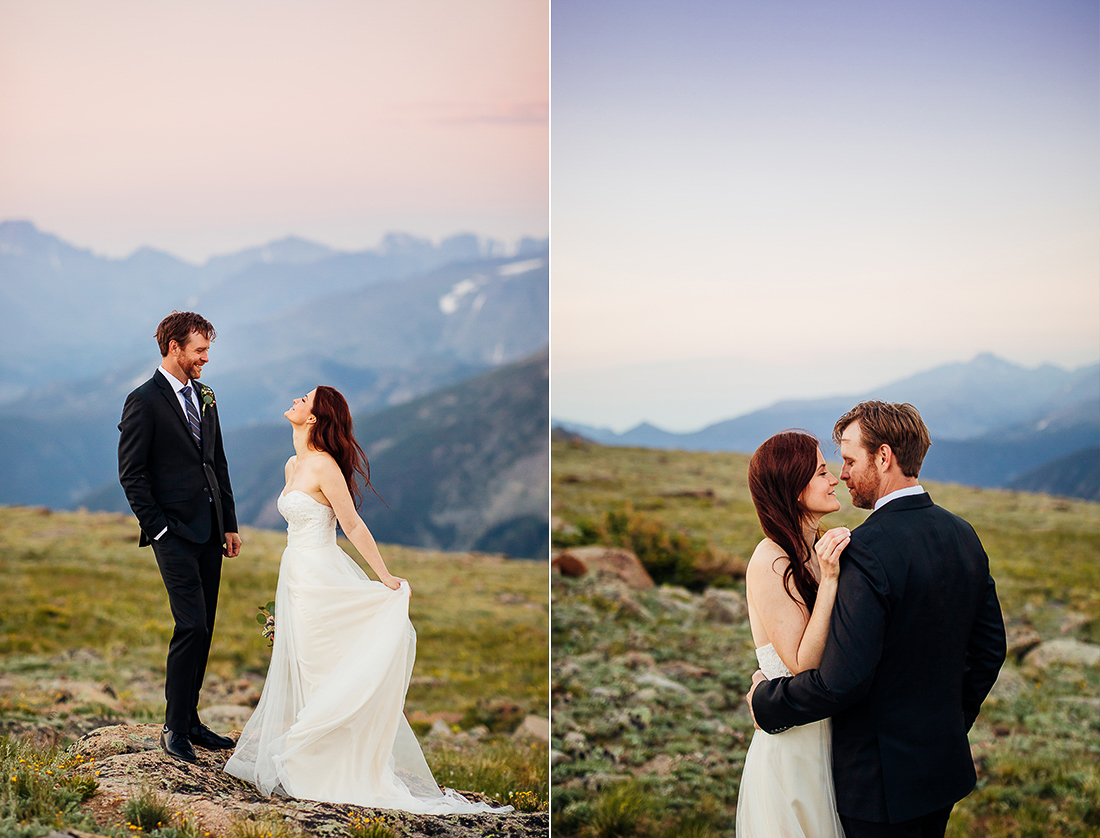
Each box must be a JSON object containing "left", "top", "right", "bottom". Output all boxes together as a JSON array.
[
  {"left": 747, "top": 430, "right": 821, "bottom": 613},
  {"left": 308, "top": 386, "right": 383, "bottom": 507}
]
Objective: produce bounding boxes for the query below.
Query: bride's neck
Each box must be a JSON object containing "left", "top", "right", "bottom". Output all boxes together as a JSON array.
[
  {"left": 801, "top": 515, "right": 822, "bottom": 554},
  {"left": 292, "top": 424, "right": 313, "bottom": 457}
]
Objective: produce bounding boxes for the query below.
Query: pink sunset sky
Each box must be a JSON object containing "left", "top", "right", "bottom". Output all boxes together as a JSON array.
[{"left": 0, "top": 0, "right": 548, "bottom": 262}]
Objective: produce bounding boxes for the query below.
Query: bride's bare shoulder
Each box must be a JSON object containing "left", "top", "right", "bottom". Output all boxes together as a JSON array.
[
  {"left": 307, "top": 451, "right": 345, "bottom": 484},
  {"left": 747, "top": 538, "right": 790, "bottom": 581},
  {"left": 314, "top": 450, "right": 341, "bottom": 470},
  {"left": 750, "top": 537, "right": 787, "bottom": 559}
]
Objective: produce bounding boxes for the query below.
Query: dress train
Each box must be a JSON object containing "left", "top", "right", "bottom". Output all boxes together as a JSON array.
[{"left": 225, "top": 490, "right": 509, "bottom": 814}]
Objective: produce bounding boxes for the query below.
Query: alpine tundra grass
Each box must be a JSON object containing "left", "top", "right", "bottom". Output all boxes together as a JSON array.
[
  {"left": 0, "top": 504, "right": 549, "bottom": 834},
  {"left": 551, "top": 439, "right": 1100, "bottom": 838}
]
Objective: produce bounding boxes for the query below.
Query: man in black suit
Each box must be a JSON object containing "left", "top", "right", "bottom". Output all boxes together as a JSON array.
[
  {"left": 748, "top": 401, "right": 1006, "bottom": 838},
  {"left": 118, "top": 311, "right": 242, "bottom": 762}
]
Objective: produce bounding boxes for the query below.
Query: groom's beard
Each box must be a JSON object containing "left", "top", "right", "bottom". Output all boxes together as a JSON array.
[
  {"left": 848, "top": 469, "right": 881, "bottom": 510},
  {"left": 181, "top": 359, "right": 205, "bottom": 381}
]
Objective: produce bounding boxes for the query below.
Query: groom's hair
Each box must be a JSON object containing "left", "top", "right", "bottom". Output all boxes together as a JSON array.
[
  {"left": 833, "top": 401, "right": 931, "bottom": 478},
  {"left": 156, "top": 311, "right": 216, "bottom": 357}
]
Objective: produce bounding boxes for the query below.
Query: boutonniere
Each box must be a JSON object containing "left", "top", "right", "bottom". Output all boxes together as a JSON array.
[{"left": 197, "top": 383, "right": 216, "bottom": 416}]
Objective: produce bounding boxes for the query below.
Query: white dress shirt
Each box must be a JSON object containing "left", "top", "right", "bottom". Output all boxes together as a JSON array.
[
  {"left": 873, "top": 484, "right": 926, "bottom": 511},
  {"left": 158, "top": 366, "right": 202, "bottom": 417},
  {"left": 153, "top": 366, "right": 204, "bottom": 540}
]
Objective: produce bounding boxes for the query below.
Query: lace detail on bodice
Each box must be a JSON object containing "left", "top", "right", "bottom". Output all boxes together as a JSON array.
[
  {"left": 755, "top": 643, "right": 793, "bottom": 679},
  {"left": 277, "top": 491, "right": 337, "bottom": 547}
]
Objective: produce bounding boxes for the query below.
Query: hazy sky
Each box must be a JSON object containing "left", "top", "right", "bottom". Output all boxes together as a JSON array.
[
  {"left": 0, "top": 0, "right": 548, "bottom": 262},
  {"left": 552, "top": 0, "right": 1099, "bottom": 431}
]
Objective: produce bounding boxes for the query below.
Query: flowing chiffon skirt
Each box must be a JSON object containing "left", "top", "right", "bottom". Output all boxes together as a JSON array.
[
  {"left": 224, "top": 491, "right": 509, "bottom": 814},
  {"left": 735, "top": 644, "right": 844, "bottom": 837}
]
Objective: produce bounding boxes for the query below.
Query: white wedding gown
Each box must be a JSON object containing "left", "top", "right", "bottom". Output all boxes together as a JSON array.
[
  {"left": 225, "top": 490, "right": 509, "bottom": 814},
  {"left": 735, "top": 644, "right": 845, "bottom": 837}
]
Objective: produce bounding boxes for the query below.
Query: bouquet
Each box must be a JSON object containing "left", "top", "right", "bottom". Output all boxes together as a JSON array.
[{"left": 256, "top": 600, "right": 275, "bottom": 645}]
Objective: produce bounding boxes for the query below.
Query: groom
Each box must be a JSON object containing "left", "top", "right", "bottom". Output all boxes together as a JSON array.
[
  {"left": 748, "top": 401, "right": 1006, "bottom": 837},
  {"left": 118, "top": 311, "right": 242, "bottom": 763}
]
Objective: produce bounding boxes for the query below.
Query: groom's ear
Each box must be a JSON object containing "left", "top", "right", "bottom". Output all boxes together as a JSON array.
[{"left": 876, "top": 444, "right": 894, "bottom": 472}]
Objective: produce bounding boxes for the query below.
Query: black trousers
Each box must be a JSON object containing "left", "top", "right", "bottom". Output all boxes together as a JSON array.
[
  {"left": 840, "top": 805, "right": 953, "bottom": 838},
  {"left": 151, "top": 529, "right": 223, "bottom": 733}
]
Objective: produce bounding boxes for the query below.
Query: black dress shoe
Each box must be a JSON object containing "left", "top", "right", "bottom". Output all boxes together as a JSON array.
[
  {"left": 188, "top": 723, "right": 235, "bottom": 750},
  {"left": 160, "top": 727, "right": 197, "bottom": 763}
]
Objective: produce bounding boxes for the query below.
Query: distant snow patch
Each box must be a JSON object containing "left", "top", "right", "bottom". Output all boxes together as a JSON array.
[
  {"left": 498, "top": 258, "right": 545, "bottom": 277},
  {"left": 439, "top": 276, "right": 484, "bottom": 314}
]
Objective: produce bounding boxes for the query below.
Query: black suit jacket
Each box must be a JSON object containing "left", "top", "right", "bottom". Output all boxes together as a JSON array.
[
  {"left": 751, "top": 493, "right": 1006, "bottom": 824},
  {"left": 118, "top": 371, "right": 237, "bottom": 546}
]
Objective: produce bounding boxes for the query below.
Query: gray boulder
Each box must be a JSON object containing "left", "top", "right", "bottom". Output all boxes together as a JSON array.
[
  {"left": 1023, "top": 638, "right": 1100, "bottom": 669},
  {"left": 701, "top": 588, "right": 747, "bottom": 624}
]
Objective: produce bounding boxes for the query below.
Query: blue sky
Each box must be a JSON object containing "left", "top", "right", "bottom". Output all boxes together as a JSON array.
[{"left": 551, "top": 0, "right": 1099, "bottom": 431}]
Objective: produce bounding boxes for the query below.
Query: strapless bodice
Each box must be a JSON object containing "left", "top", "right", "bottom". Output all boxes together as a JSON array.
[
  {"left": 755, "top": 643, "right": 793, "bottom": 680},
  {"left": 277, "top": 490, "right": 337, "bottom": 547}
]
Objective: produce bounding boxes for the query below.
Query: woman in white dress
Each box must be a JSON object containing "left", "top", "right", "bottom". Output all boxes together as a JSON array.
[
  {"left": 225, "top": 386, "right": 507, "bottom": 814},
  {"left": 735, "top": 430, "right": 849, "bottom": 837}
]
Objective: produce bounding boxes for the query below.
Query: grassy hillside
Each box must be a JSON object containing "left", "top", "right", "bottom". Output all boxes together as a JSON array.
[
  {"left": 0, "top": 505, "right": 547, "bottom": 712},
  {"left": 0, "top": 504, "right": 548, "bottom": 830},
  {"left": 551, "top": 439, "right": 1100, "bottom": 838}
]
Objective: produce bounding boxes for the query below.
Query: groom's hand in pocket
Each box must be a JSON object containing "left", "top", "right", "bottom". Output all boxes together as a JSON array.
[
  {"left": 746, "top": 670, "right": 767, "bottom": 729},
  {"left": 224, "top": 532, "right": 242, "bottom": 558}
]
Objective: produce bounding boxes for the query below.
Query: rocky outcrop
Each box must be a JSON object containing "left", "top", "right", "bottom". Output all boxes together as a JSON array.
[
  {"left": 514, "top": 715, "right": 550, "bottom": 742},
  {"left": 66, "top": 724, "right": 547, "bottom": 838},
  {"left": 988, "top": 666, "right": 1027, "bottom": 701},
  {"left": 551, "top": 546, "right": 655, "bottom": 590},
  {"left": 1023, "top": 639, "right": 1100, "bottom": 669},
  {"left": 1005, "top": 622, "right": 1043, "bottom": 659},
  {"left": 700, "top": 588, "right": 747, "bottom": 624}
]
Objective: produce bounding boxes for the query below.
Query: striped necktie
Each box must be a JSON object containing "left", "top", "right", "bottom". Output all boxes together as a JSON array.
[{"left": 180, "top": 385, "right": 203, "bottom": 447}]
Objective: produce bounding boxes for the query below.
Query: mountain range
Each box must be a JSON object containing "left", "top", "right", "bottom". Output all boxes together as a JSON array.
[
  {"left": 81, "top": 352, "right": 549, "bottom": 559},
  {"left": 1, "top": 220, "right": 548, "bottom": 557},
  {"left": 0, "top": 220, "right": 545, "bottom": 398},
  {"left": 555, "top": 353, "right": 1099, "bottom": 501}
]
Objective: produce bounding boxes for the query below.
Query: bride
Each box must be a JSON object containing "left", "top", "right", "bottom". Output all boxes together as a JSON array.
[
  {"left": 735, "top": 430, "right": 849, "bottom": 837},
  {"left": 225, "top": 386, "right": 508, "bottom": 814}
]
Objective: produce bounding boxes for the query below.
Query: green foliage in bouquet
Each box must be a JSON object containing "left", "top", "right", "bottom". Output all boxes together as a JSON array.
[{"left": 255, "top": 601, "right": 276, "bottom": 646}]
